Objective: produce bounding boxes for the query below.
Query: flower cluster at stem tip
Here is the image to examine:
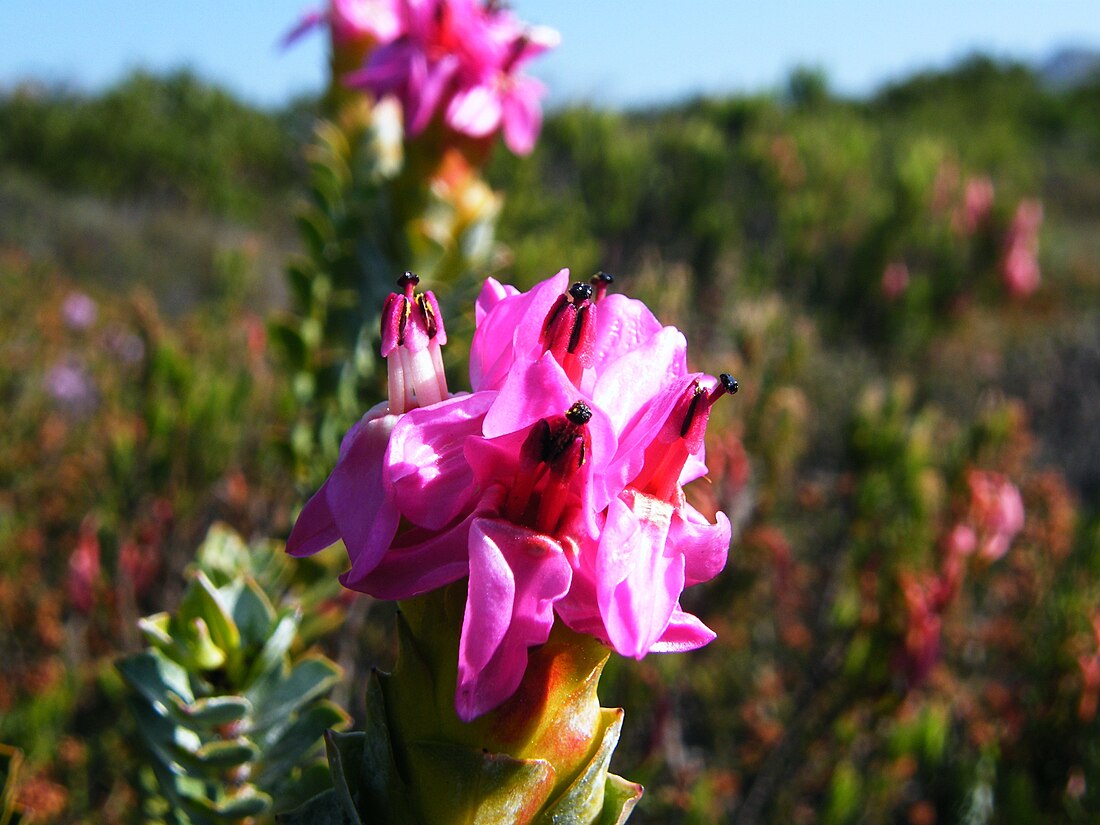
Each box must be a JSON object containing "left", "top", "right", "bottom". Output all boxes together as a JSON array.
[
  {"left": 289, "top": 269, "right": 737, "bottom": 721},
  {"left": 286, "top": 0, "right": 559, "bottom": 155}
]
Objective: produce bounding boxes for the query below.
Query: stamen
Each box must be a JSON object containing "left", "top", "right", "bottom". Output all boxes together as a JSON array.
[
  {"left": 590, "top": 271, "right": 614, "bottom": 302},
  {"left": 379, "top": 272, "right": 448, "bottom": 413},
  {"left": 538, "top": 284, "right": 597, "bottom": 386}
]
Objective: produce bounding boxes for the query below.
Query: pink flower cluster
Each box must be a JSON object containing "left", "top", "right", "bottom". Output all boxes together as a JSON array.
[
  {"left": 289, "top": 270, "right": 734, "bottom": 720},
  {"left": 898, "top": 469, "right": 1024, "bottom": 686},
  {"left": 1002, "top": 199, "right": 1043, "bottom": 298},
  {"left": 289, "top": 0, "right": 558, "bottom": 155}
]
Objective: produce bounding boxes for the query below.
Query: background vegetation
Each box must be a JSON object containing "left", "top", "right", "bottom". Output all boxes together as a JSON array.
[{"left": 2, "top": 54, "right": 1100, "bottom": 822}]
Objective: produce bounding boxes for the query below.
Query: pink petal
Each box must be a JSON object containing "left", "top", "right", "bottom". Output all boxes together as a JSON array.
[
  {"left": 648, "top": 608, "right": 717, "bottom": 653},
  {"left": 280, "top": 9, "right": 325, "bottom": 49},
  {"left": 596, "top": 491, "right": 684, "bottom": 659},
  {"left": 590, "top": 293, "right": 669, "bottom": 374},
  {"left": 456, "top": 517, "right": 572, "bottom": 721},
  {"left": 327, "top": 413, "right": 401, "bottom": 582},
  {"left": 286, "top": 480, "right": 340, "bottom": 557},
  {"left": 501, "top": 77, "right": 544, "bottom": 155},
  {"left": 469, "top": 269, "right": 569, "bottom": 392},
  {"left": 387, "top": 393, "right": 493, "bottom": 529},
  {"left": 672, "top": 503, "right": 731, "bottom": 586},
  {"left": 474, "top": 277, "right": 519, "bottom": 326},
  {"left": 344, "top": 512, "right": 474, "bottom": 600},
  {"left": 446, "top": 83, "right": 503, "bottom": 138}
]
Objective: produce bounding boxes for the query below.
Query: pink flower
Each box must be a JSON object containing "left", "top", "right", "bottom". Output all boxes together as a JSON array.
[
  {"left": 960, "top": 176, "right": 994, "bottom": 234},
  {"left": 965, "top": 469, "right": 1025, "bottom": 562},
  {"left": 68, "top": 525, "right": 101, "bottom": 614},
  {"left": 880, "top": 261, "right": 909, "bottom": 301},
  {"left": 346, "top": 0, "right": 557, "bottom": 153},
  {"left": 61, "top": 291, "right": 97, "bottom": 331},
  {"left": 1002, "top": 199, "right": 1042, "bottom": 298},
  {"left": 289, "top": 270, "right": 733, "bottom": 720},
  {"left": 283, "top": 0, "right": 402, "bottom": 50},
  {"left": 899, "top": 572, "right": 942, "bottom": 687}
]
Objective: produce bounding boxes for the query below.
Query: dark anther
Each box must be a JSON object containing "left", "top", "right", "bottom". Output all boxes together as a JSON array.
[
  {"left": 565, "top": 401, "right": 593, "bottom": 425},
  {"left": 720, "top": 374, "right": 739, "bottom": 395},
  {"left": 416, "top": 293, "right": 438, "bottom": 338},
  {"left": 568, "top": 282, "right": 593, "bottom": 303},
  {"left": 591, "top": 271, "right": 614, "bottom": 284},
  {"left": 680, "top": 384, "right": 705, "bottom": 438},
  {"left": 398, "top": 271, "right": 420, "bottom": 288}
]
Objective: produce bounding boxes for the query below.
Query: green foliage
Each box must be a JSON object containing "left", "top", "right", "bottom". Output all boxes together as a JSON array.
[
  {"left": 117, "top": 525, "right": 348, "bottom": 822},
  {"left": 0, "top": 71, "right": 299, "bottom": 219}
]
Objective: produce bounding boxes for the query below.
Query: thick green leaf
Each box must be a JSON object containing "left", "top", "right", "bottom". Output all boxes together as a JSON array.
[
  {"left": 179, "top": 570, "right": 240, "bottom": 659},
  {"left": 117, "top": 650, "right": 194, "bottom": 710},
  {"left": 277, "top": 788, "right": 358, "bottom": 825},
  {"left": 596, "top": 775, "right": 642, "bottom": 825},
  {"left": 245, "top": 607, "right": 301, "bottom": 687},
  {"left": 406, "top": 741, "right": 555, "bottom": 825},
  {"left": 355, "top": 672, "right": 416, "bottom": 824},
  {"left": 255, "top": 700, "right": 350, "bottom": 784},
  {"left": 536, "top": 709, "right": 625, "bottom": 825},
  {"left": 229, "top": 577, "right": 278, "bottom": 650},
  {"left": 324, "top": 731, "right": 366, "bottom": 823},
  {"left": 193, "top": 737, "right": 260, "bottom": 770},
  {"left": 248, "top": 656, "right": 342, "bottom": 733},
  {"left": 174, "top": 695, "right": 253, "bottom": 731}
]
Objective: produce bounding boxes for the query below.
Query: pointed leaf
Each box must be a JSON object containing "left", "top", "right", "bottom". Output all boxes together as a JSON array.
[
  {"left": 174, "top": 695, "right": 253, "bottom": 732},
  {"left": 249, "top": 655, "right": 342, "bottom": 733},
  {"left": 407, "top": 741, "right": 555, "bottom": 825},
  {"left": 324, "top": 731, "right": 366, "bottom": 823},
  {"left": 194, "top": 737, "right": 260, "bottom": 770},
  {"left": 180, "top": 570, "right": 240, "bottom": 658},
  {"left": 245, "top": 607, "right": 301, "bottom": 687},
  {"left": 277, "top": 788, "right": 358, "bottom": 825},
  {"left": 255, "top": 700, "right": 350, "bottom": 784},
  {"left": 597, "top": 775, "right": 642, "bottom": 825},
  {"left": 117, "top": 650, "right": 194, "bottom": 710},
  {"left": 230, "top": 577, "right": 277, "bottom": 649},
  {"left": 537, "top": 709, "right": 626, "bottom": 825}
]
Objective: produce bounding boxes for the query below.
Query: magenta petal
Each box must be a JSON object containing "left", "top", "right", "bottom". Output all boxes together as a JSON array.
[
  {"left": 649, "top": 607, "right": 717, "bottom": 653},
  {"left": 674, "top": 503, "right": 731, "bottom": 586},
  {"left": 446, "top": 83, "right": 503, "bottom": 138},
  {"left": 286, "top": 480, "right": 339, "bottom": 557},
  {"left": 474, "top": 277, "right": 519, "bottom": 326},
  {"left": 597, "top": 492, "right": 684, "bottom": 659},
  {"left": 388, "top": 393, "right": 493, "bottom": 529},
  {"left": 500, "top": 78, "right": 544, "bottom": 155},
  {"left": 326, "top": 414, "right": 401, "bottom": 583},
  {"left": 469, "top": 269, "right": 569, "bottom": 391},
  {"left": 455, "top": 518, "right": 572, "bottom": 721},
  {"left": 280, "top": 9, "right": 324, "bottom": 49},
  {"left": 590, "top": 293, "right": 668, "bottom": 374},
  {"left": 344, "top": 513, "right": 474, "bottom": 600}
]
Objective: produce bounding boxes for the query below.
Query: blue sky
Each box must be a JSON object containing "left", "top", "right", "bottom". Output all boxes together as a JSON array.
[{"left": 2, "top": 1, "right": 1099, "bottom": 108}]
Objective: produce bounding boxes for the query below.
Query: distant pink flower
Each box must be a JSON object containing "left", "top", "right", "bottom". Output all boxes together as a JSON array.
[
  {"left": 289, "top": 269, "right": 733, "bottom": 720},
  {"left": 881, "top": 261, "right": 909, "bottom": 301},
  {"left": 1002, "top": 199, "right": 1043, "bottom": 297},
  {"left": 959, "top": 176, "right": 994, "bottom": 234},
  {"left": 965, "top": 469, "right": 1025, "bottom": 562},
  {"left": 346, "top": 0, "right": 558, "bottom": 153},
  {"left": 68, "top": 526, "right": 101, "bottom": 614},
  {"left": 283, "top": 0, "right": 402, "bottom": 50},
  {"left": 899, "top": 571, "right": 942, "bottom": 687}
]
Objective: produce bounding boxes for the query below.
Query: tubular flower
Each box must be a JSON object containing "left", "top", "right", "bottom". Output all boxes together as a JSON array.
[
  {"left": 380, "top": 271, "right": 449, "bottom": 413},
  {"left": 288, "top": 269, "right": 734, "bottom": 720},
  {"left": 345, "top": 0, "right": 558, "bottom": 153}
]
